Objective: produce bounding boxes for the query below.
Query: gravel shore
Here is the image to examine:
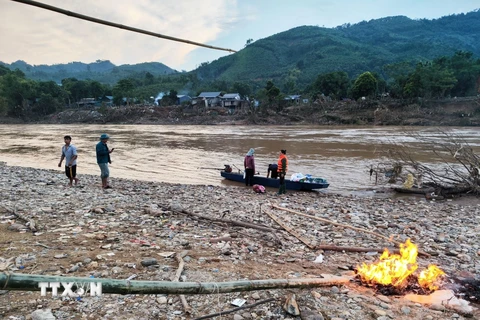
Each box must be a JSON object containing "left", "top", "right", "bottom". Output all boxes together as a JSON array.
[{"left": 0, "top": 164, "right": 479, "bottom": 319}]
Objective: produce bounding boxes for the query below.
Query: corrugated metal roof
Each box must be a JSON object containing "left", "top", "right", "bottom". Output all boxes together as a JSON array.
[
  {"left": 198, "top": 92, "right": 221, "bottom": 98},
  {"left": 222, "top": 93, "right": 241, "bottom": 99}
]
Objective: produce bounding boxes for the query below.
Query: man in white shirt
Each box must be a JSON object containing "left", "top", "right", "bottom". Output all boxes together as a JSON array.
[{"left": 58, "top": 135, "right": 79, "bottom": 187}]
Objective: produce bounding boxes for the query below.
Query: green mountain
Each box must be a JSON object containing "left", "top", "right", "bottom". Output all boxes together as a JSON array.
[
  {"left": 0, "top": 59, "right": 177, "bottom": 85},
  {"left": 1, "top": 10, "right": 479, "bottom": 89},
  {"left": 195, "top": 10, "right": 480, "bottom": 87}
]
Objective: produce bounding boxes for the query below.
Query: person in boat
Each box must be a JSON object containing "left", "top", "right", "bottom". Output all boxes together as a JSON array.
[
  {"left": 277, "top": 149, "right": 288, "bottom": 194},
  {"left": 267, "top": 163, "right": 278, "bottom": 179},
  {"left": 244, "top": 148, "right": 255, "bottom": 186}
]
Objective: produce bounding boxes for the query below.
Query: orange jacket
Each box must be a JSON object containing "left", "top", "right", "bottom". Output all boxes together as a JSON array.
[{"left": 277, "top": 154, "right": 288, "bottom": 173}]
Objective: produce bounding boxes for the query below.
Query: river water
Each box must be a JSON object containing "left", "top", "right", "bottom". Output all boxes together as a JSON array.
[{"left": 1, "top": 124, "right": 480, "bottom": 195}]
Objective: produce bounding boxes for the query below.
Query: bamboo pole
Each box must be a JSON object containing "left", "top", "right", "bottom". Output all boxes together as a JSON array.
[{"left": 0, "top": 273, "right": 350, "bottom": 294}]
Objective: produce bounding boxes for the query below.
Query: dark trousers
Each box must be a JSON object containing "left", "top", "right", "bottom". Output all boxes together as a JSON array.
[
  {"left": 65, "top": 165, "right": 77, "bottom": 178},
  {"left": 245, "top": 168, "right": 254, "bottom": 186},
  {"left": 278, "top": 173, "right": 286, "bottom": 194}
]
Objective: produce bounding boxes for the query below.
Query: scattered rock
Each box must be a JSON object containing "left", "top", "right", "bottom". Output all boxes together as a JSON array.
[
  {"left": 1, "top": 165, "right": 479, "bottom": 319},
  {"left": 141, "top": 258, "right": 158, "bottom": 267},
  {"left": 283, "top": 294, "right": 300, "bottom": 316},
  {"left": 251, "top": 292, "right": 260, "bottom": 300},
  {"left": 300, "top": 309, "right": 325, "bottom": 320},
  {"left": 31, "top": 309, "right": 56, "bottom": 320}
]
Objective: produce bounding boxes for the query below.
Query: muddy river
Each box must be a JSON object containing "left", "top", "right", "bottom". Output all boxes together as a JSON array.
[{"left": 1, "top": 124, "right": 480, "bottom": 196}]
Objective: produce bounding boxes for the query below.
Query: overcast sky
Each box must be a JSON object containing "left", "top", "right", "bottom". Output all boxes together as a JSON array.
[{"left": 0, "top": 0, "right": 478, "bottom": 72}]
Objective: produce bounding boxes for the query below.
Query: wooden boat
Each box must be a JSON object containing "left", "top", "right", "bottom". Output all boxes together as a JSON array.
[{"left": 220, "top": 171, "right": 329, "bottom": 191}]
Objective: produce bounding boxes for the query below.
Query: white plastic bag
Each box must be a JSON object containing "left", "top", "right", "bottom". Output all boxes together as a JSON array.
[
  {"left": 290, "top": 173, "right": 305, "bottom": 181},
  {"left": 243, "top": 172, "right": 246, "bottom": 179}
]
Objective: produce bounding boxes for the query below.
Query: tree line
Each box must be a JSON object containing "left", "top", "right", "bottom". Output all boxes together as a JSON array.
[{"left": 0, "top": 51, "right": 479, "bottom": 120}]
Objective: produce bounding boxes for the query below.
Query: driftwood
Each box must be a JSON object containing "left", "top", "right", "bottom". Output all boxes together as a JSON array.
[
  {"left": 34, "top": 242, "right": 51, "bottom": 249},
  {"left": 0, "top": 272, "right": 351, "bottom": 294},
  {"left": 165, "top": 205, "right": 280, "bottom": 233},
  {"left": 271, "top": 205, "right": 430, "bottom": 258},
  {"left": 271, "top": 204, "right": 393, "bottom": 242},
  {"left": 264, "top": 210, "right": 316, "bottom": 249},
  {"left": 1, "top": 204, "right": 37, "bottom": 232},
  {"left": 173, "top": 251, "right": 191, "bottom": 314},
  {"left": 394, "top": 187, "right": 435, "bottom": 194},
  {"left": 385, "top": 130, "right": 480, "bottom": 195},
  {"left": 317, "top": 245, "right": 403, "bottom": 255},
  {"left": 209, "top": 235, "right": 237, "bottom": 243},
  {"left": 194, "top": 298, "right": 276, "bottom": 320}
]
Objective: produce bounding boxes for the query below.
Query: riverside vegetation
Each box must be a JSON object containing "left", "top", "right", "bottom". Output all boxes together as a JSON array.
[
  {"left": 17, "top": 95, "right": 479, "bottom": 127},
  {"left": 1, "top": 11, "right": 480, "bottom": 122}
]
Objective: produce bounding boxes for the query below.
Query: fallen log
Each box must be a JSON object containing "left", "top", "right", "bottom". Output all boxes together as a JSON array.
[
  {"left": 264, "top": 210, "right": 316, "bottom": 249},
  {"left": 173, "top": 251, "right": 191, "bottom": 314},
  {"left": 165, "top": 205, "right": 279, "bottom": 233},
  {"left": 209, "top": 235, "right": 237, "bottom": 243},
  {"left": 317, "top": 245, "right": 403, "bottom": 255},
  {"left": 393, "top": 187, "right": 435, "bottom": 194},
  {"left": 271, "top": 204, "right": 430, "bottom": 258},
  {"left": 271, "top": 204, "right": 393, "bottom": 243},
  {"left": 1, "top": 204, "right": 37, "bottom": 233},
  {"left": 194, "top": 297, "right": 276, "bottom": 320},
  {"left": 0, "top": 272, "right": 351, "bottom": 295}
]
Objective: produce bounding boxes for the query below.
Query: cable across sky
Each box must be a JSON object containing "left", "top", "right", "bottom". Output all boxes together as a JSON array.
[{"left": 10, "top": 0, "right": 238, "bottom": 53}]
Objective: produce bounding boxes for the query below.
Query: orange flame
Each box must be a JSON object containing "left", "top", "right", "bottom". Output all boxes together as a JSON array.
[
  {"left": 357, "top": 239, "right": 444, "bottom": 290},
  {"left": 418, "top": 265, "right": 445, "bottom": 291}
]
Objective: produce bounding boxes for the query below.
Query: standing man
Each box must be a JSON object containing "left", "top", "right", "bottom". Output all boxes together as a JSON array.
[
  {"left": 277, "top": 149, "right": 288, "bottom": 194},
  {"left": 244, "top": 148, "right": 255, "bottom": 186},
  {"left": 58, "top": 135, "right": 79, "bottom": 187},
  {"left": 96, "top": 133, "right": 114, "bottom": 189}
]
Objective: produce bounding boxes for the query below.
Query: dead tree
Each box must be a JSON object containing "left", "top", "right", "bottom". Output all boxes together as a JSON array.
[{"left": 380, "top": 129, "right": 480, "bottom": 196}]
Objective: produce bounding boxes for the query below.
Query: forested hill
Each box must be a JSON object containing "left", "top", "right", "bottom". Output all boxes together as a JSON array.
[
  {"left": 0, "top": 60, "right": 177, "bottom": 85},
  {"left": 196, "top": 10, "right": 480, "bottom": 87},
  {"left": 1, "top": 10, "right": 479, "bottom": 88}
]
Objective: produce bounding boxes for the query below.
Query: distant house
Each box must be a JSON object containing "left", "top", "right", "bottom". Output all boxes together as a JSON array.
[
  {"left": 194, "top": 92, "right": 222, "bottom": 108},
  {"left": 176, "top": 95, "right": 191, "bottom": 105},
  {"left": 284, "top": 95, "right": 302, "bottom": 103},
  {"left": 77, "top": 98, "right": 96, "bottom": 107},
  {"left": 99, "top": 95, "right": 113, "bottom": 106},
  {"left": 221, "top": 93, "right": 241, "bottom": 108}
]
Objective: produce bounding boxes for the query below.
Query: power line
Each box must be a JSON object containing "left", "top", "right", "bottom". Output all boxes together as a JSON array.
[{"left": 10, "top": 0, "right": 238, "bottom": 53}]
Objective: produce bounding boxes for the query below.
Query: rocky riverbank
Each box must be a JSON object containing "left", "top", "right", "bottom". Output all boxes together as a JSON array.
[{"left": 0, "top": 164, "right": 479, "bottom": 319}]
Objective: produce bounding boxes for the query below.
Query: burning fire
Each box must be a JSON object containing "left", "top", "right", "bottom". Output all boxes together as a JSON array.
[
  {"left": 357, "top": 239, "right": 445, "bottom": 290},
  {"left": 418, "top": 265, "right": 445, "bottom": 291}
]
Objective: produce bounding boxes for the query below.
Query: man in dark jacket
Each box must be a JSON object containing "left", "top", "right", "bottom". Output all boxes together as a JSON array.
[
  {"left": 96, "top": 133, "right": 114, "bottom": 189},
  {"left": 267, "top": 163, "right": 278, "bottom": 179}
]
